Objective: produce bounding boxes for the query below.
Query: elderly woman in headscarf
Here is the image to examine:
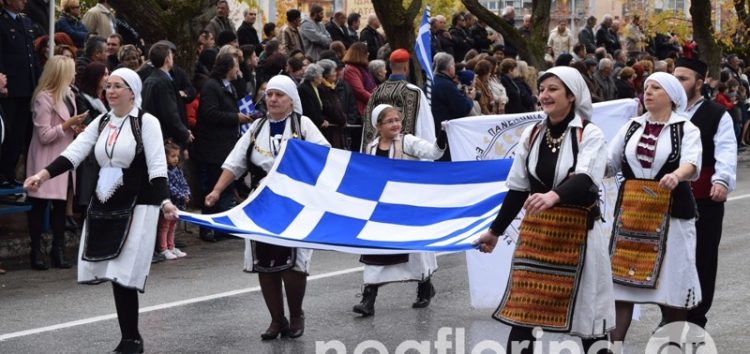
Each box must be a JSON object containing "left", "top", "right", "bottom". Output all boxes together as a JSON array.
[
  {"left": 24, "top": 68, "right": 177, "bottom": 354},
  {"left": 606, "top": 72, "right": 702, "bottom": 344},
  {"left": 205, "top": 75, "right": 330, "bottom": 340},
  {"left": 476, "top": 66, "right": 615, "bottom": 354},
  {"left": 352, "top": 104, "right": 446, "bottom": 318}
]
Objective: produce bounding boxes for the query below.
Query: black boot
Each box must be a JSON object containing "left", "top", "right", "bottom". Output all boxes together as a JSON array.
[
  {"left": 412, "top": 279, "right": 435, "bottom": 308},
  {"left": 111, "top": 338, "right": 144, "bottom": 354},
  {"left": 51, "top": 246, "right": 72, "bottom": 269},
  {"left": 352, "top": 285, "right": 378, "bottom": 317},
  {"left": 29, "top": 249, "right": 48, "bottom": 270}
]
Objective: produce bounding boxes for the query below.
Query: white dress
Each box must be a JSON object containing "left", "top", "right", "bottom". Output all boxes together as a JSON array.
[
  {"left": 361, "top": 134, "right": 444, "bottom": 285},
  {"left": 503, "top": 116, "right": 616, "bottom": 338},
  {"left": 60, "top": 107, "right": 167, "bottom": 292},
  {"left": 607, "top": 112, "right": 703, "bottom": 308},
  {"left": 221, "top": 114, "right": 330, "bottom": 274}
]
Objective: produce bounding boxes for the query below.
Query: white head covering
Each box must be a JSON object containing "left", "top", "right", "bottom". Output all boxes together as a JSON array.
[
  {"left": 644, "top": 72, "right": 687, "bottom": 113},
  {"left": 265, "top": 75, "right": 303, "bottom": 115},
  {"left": 541, "top": 66, "right": 593, "bottom": 121},
  {"left": 371, "top": 104, "right": 393, "bottom": 129},
  {"left": 110, "top": 68, "right": 142, "bottom": 109}
]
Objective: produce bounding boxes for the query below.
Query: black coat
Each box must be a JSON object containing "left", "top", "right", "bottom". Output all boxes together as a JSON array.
[
  {"left": 193, "top": 78, "right": 240, "bottom": 164},
  {"left": 449, "top": 27, "right": 474, "bottom": 62},
  {"left": 360, "top": 26, "right": 384, "bottom": 61},
  {"left": 237, "top": 21, "right": 261, "bottom": 50},
  {"left": 615, "top": 79, "right": 635, "bottom": 99},
  {"left": 298, "top": 81, "right": 324, "bottom": 127},
  {"left": 501, "top": 74, "right": 524, "bottom": 114},
  {"left": 326, "top": 21, "right": 353, "bottom": 48},
  {"left": 0, "top": 10, "right": 41, "bottom": 98},
  {"left": 142, "top": 70, "right": 191, "bottom": 146}
]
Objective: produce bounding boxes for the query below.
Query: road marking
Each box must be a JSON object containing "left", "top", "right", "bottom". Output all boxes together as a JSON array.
[
  {"left": 0, "top": 265, "right": 367, "bottom": 341},
  {"left": 727, "top": 192, "right": 750, "bottom": 202},
  {"left": 5, "top": 191, "right": 750, "bottom": 341}
]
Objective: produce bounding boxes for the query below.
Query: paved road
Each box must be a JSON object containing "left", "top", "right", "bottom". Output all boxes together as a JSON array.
[{"left": 2, "top": 160, "right": 749, "bottom": 354}]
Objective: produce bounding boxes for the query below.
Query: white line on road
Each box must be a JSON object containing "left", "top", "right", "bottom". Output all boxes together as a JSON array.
[
  {"left": 0, "top": 265, "right": 367, "bottom": 342},
  {"left": 5, "top": 191, "right": 750, "bottom": 341}
]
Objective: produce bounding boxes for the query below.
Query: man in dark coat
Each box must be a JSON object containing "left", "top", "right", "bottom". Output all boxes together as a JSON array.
[
  {"left": 449, "top": 13, "right": 474, "bottom": 63},
  {"left": 326, "top": 11, "right": 352, "bottom": 48},
  {"left": 578, "top": 16, "right": 597, "bottom": 54},
  {"left": 141, "top": 44, "right": 192, "bottom": 148},
  {"left": 359, "top": 13, "right": 385, "bottom": 61},
  {"left": 237, "top": 8, "right": 261, "bottom": 48},
  {"left": 0, "top": 0, "right": 41, "bottom": 186}
]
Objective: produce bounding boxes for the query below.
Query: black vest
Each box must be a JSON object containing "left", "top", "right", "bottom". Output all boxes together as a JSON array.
[{"left": 689, "top": 100, "right": 725, "bottom": 169}]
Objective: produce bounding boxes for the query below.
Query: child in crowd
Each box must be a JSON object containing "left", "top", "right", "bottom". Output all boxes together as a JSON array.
[{"left": 157, "top": 143, "right": 190, "bottom": 260}]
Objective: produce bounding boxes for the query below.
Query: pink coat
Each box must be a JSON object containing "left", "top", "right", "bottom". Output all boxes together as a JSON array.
[{"left": 26, "top": 90, "right": 77, "bottom": 200}]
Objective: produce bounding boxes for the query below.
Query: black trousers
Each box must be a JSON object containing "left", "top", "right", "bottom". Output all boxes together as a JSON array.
[
  {"left": 0, "top": 97, "right": 32, "bottom": 178},
  {"left": 687, "top": 200, "right": 724, "bottom": 328},
  {"left": 27, "top": 197, "right": 67, "bottom": 252}
]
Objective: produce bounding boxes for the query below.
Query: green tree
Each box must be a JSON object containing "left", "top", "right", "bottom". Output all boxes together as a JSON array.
[{"left": 461, "top": 0, "right": 552, "bottom": 69}]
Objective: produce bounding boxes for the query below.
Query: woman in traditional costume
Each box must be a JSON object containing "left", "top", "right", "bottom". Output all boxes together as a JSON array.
[
  {"left": 352, "top": 104, "right": 446, "bottom": 317},
  {"left": 606, "top": 72, "right": 702, "bottom": 344},
  {"left": 24, "top": 68, "right": 177, "bottom": 354},
  {"left": 204, "top": 75, "right": 329, "bottom": 340},
  {"left": 476, "top": 66, "right": 615, "bottom": 354}
]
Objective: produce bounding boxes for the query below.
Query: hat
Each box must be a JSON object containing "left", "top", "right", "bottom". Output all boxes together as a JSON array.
[
  {"left": 154, "top": 40, "right": 177, "bottom": 52},
  {"left": 266, "top": 75, "right": 303, "bottom": 115},
  {"left": 371, "top": 104, "right": 393, "bottom": 129},
  {"left": 110, "top": 68, "right": 143, "bottom": 108},
  {"left": 675, "top": 57, "right": 707, "bottom": 78},
  {"left": 457, "top": 70, "right": 475, "bottom": 86},
  {"left": 389, "top": 49, "right": 410, "bottom": 63}
]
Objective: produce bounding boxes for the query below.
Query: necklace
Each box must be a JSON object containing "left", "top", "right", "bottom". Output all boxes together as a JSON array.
[
  {"left": 544, "top": 128, "right": 565, "bottom": 153},
  {"left": 104, "top": 116, "right": 129, "bottom": 162}
]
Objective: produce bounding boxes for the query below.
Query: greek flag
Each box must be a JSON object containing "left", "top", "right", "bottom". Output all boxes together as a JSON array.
[
  {"left": 237, "top": 94, "right": 256, "bottom": 135},
  {"left": 179, "top": 140, "right": 512, "bottom": 254},
  {"left": 415, "top": 5, "right": 433, "bottom": 103}
]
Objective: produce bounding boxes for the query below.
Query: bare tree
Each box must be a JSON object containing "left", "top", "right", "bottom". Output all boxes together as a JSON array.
[
  {"left": 461, "top": 0, "right": 552, "bottom": 69},
  {"left": 691, "top": 0, "right": 722, "bottom": 78},
  {"left": 110, "top": 0, "right": 214, "bottom": 72}
]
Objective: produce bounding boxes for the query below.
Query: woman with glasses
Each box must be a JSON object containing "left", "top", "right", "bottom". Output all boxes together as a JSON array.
[
  {"left": 352, "top": 104, "right": 446, "bottom": 317},
  {"left": 24, "top": 67, "right": 178, "bottom": 354},
  {"left": 205, "top": 75, "right": 329, "bottom": 340}
]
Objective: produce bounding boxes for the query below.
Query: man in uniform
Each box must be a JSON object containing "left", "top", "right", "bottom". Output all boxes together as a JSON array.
[
  {"left": 0, "top": 0, "right": 41, "bottom": 187},
  {"left": 361, "top": 49, "right": 436, "bottom": 152},
  {"left": 673, "top": 58, "right": 737, "bottom": 330}
]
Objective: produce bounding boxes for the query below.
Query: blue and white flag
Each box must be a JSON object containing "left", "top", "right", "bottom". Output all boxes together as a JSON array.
[
  {"left": 237, "top": 94, "right": 256, "bottom": 135},
  {"left": 179, "top": 139, "right": 512, "bottom": 254},
  {"left": 415, "top": 5, "right": 433, "bottom": 103}
]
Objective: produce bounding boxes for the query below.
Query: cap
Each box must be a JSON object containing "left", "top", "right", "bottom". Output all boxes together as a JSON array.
[
  {"left": 675, "top": 57, "right": 707, "bottom": 78},
  {"left": 389, "top": 49, "right": 410, "bottom": 63}
]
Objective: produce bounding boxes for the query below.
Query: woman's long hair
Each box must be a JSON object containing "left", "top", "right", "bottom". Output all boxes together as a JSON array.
[{"left": 32, "top": 55, "right": 75, "bottom": 105}]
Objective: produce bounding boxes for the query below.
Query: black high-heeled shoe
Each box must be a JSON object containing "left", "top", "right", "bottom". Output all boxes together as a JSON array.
[
  {"left": 287, "top": 314, "right": 305, "bottom": 338},
  {"left": 111, "top": 338, "right": 144, "bottom": 354},
  {"left": 260, "top": 317, "right": 289, "bottom": 340}
]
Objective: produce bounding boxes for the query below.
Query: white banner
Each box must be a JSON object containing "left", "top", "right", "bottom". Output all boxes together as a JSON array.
[{"left": 445, "top": 99, "right": 639, "bottom": 309}]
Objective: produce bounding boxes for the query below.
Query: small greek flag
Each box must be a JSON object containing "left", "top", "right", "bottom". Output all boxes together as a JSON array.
[
  {"left": 415, "top": 5, "right": 433, "bottom": 104},
  {"left": 237, "top": 95, "right": 256, "bottom": 135},
  {"left": 179, "top": 140, "right": 512, "bottom": 254}
]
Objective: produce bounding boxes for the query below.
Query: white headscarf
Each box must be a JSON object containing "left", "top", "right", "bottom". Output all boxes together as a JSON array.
[
  {"left": 644, "top": 72, "right": 687, "bottom": 113},
  {"left": 110, "top": 68, "right": 142, "bottom": 109},
  {"left": 265, "top": 75, "right": 303, "bottom": 115},
  {"left": 371, "top": 104, "right": 393, "bottom": 129},
  {"left": 542, "top": 66, "right": 593, "bottom": 121}
]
